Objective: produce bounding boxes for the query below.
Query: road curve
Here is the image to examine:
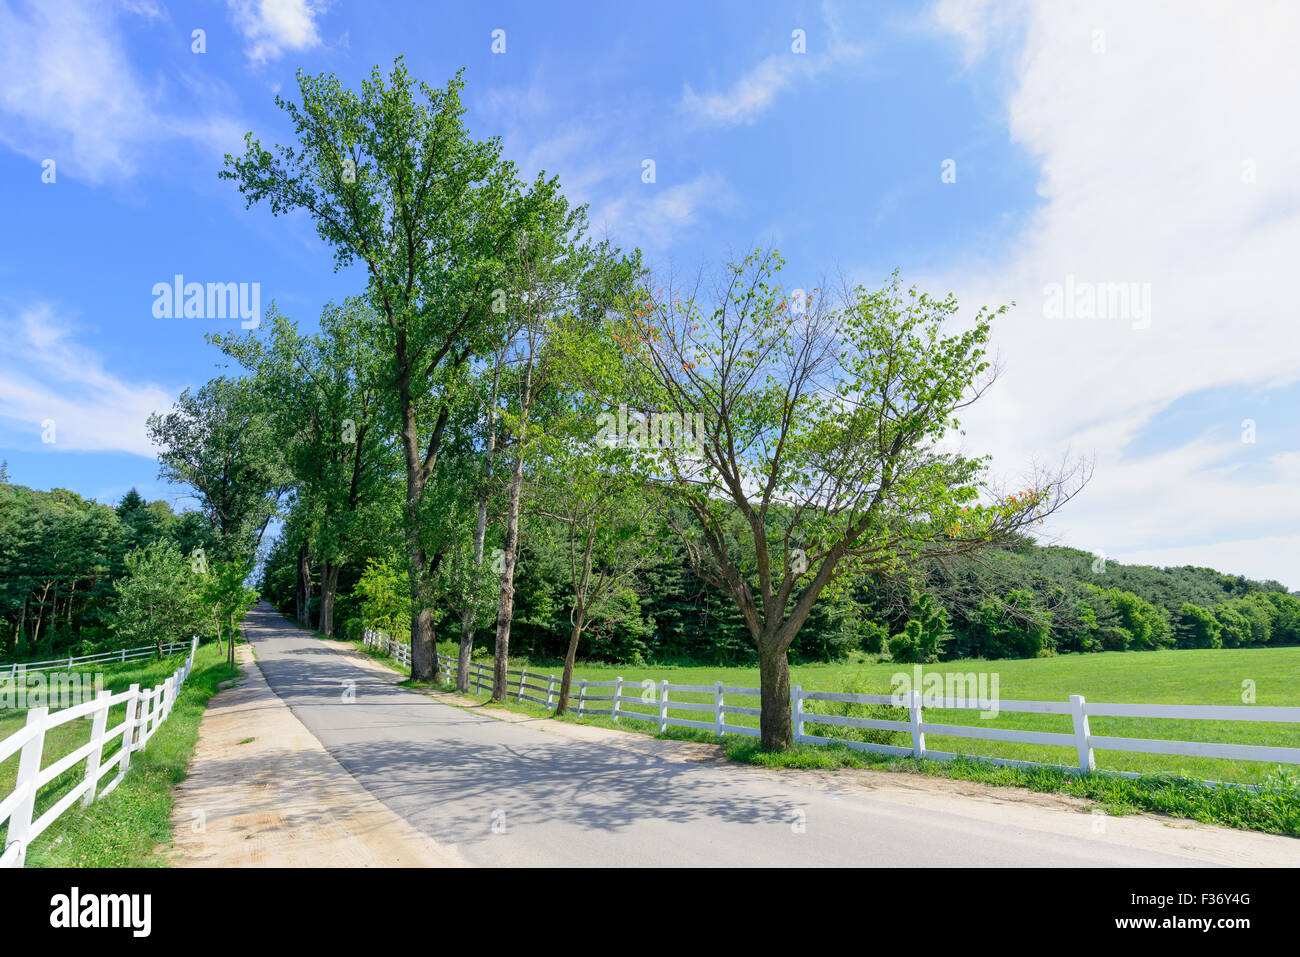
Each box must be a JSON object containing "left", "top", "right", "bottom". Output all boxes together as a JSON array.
[{"left": 241, "top": 602, "right": 1282, "bottom": 867}]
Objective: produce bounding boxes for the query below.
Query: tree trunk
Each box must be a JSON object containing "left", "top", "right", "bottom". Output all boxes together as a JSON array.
[
  {"left": 459, "top": 359, "right": 502, "bottom": 693},
  {"left": 14, "top": 599, "right": 26, "bottom": 656},
  {"left": 296, "top": 542, "right": 314, "bottom": 630},
  {"left": 397, "top": 334, "right": 442, "bottom": 684},
  {"left": 492, "top": 452, "right": 525, "bottom": 701},
  {"left": 295, "top": 548, "right": 304, "bottom": 623},
  {"left": 457, "top": 473, "right": 492, "bottom": 692},
  {"left": 758, "top": 641, "right": 793, "bottom": 751},
  {"left": 32, "top": 582, "right": 51, "bottom": 652},
  {"left": 457, "top": 608, "right": 476, "bottom": 694},
  {"left": 46, "top": 583, "right": 58, "bottom": 653},
  {"left": 554, "top": 611, "right": 586, "bottom": 716},
  {"left": 319, "top": 562, "right": 340, "bottom": 637},
  {"left": 214, "top": 616, "right": 224, "bottom": 656},
  {"left": 407, "top": 537, "right": 441, "bottom": 683}
]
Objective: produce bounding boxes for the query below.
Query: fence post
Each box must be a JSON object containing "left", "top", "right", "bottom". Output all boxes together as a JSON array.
[
  {"left": 118, "top": 685, "right": 140, "bottom": 774},
  {"left": 518, "top": 670, "right": 527, "bottom": 702},
  {"left": 578, "top": 679, "right": 587, "bottom": 718},
  {"left": 714, "top": 681, "right": 724, "bottom": 737},
  {"left": 6, "top": 707, "right": 49, "bottom": 867},
  {"left": 546, "top": 675, "right": 555, "bottom": 709},
  {"left": 612, "top": 677, "right": 623, "bottom": 721},
  {"left": 121, "top": 649, "right": 126, "bottom": 663},
  {"left": 140, "top": 689, "right": 152, "bottom": 747},
  {"left": 81, "top": 691, "right": 112, "bottom": 807},
  {"left": 908, "top": 689, "right": 925, "bottom": 758},
  {"left": 1070, "top": 694, "right": 1095, "bottom": 774},
  {"left": 659, "top": 680, "right": 669, "bottom": 733},
  {"left": 792, "top": 685, "right": 804, "bottom": 744}
]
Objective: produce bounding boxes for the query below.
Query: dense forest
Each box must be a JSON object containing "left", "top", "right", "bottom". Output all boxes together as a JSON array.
[
  {"left": 5, "top": 460, "right": 1294, "bottom": 668},
  {"left": 260, "top": 513, "right": 1300, "bottom": 666},
  {"left": 0, "top": 466, "right": 254, "bottom": 663}
]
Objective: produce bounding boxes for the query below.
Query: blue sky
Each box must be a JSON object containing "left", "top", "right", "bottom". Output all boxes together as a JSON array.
[{"left": 2, "top": 0, "right": 1298, "bottom": 587}]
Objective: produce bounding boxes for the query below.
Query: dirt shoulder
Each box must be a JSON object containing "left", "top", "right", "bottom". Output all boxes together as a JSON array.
[
  {"left": 165, "top": 643, "right": 464, "bottom": 868},
  {"left": 321, "top": 639, "right": 1299, "bottom": 867}
]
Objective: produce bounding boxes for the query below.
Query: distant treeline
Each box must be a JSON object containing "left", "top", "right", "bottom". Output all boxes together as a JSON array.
[
  {"left": 4, "top": 472, "right": 1293, "bottom": 668},
  {"left": 0, "top": 478, "right": 219, "bottom": 659},
  {"left": 258, "top": 502, "right": 1298, "bottom": 666}
]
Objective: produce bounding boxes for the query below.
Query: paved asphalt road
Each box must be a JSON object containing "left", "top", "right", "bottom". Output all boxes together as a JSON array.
[{"left": 245, "top": 603, "right": 1218, "bottom": 867}]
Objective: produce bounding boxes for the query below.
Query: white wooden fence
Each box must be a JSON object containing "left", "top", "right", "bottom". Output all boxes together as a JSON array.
[
  {"left": 787, "top": 688, "right": 1300, "bottom": 777},
  {"left": 360, "top": 628, "right": 1300, "bottom": 780},
  {"left": 2, "top": 641, "right": 191, "bottom": 681},
  {"left": 0, "top": 637, "right": 199, "bottom": 868}
]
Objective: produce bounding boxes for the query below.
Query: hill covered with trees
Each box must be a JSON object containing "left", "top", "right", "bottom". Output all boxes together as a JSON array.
[{"left": 258, "top": 508, "right": 1297, "bottom": 667}]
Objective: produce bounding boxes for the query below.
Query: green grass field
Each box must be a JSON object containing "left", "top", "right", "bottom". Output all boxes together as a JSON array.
[
  {"left": 0, "top": 642, "right": 236, "bottom": 866},
  {"left": 430, "top": 641, "right": 1300, "bottom": 786}
]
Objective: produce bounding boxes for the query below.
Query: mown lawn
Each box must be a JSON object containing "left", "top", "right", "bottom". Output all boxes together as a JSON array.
[
  {"left": 0, "top": 641, "right": 236, "bottom": 865},
  {"left": 422, "top": 641, "right": 1300, "bottom": 785}
]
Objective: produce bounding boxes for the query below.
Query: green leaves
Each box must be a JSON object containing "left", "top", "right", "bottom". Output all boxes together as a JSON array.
[
  {"left": 146, "top": 376, "right": 288, "bottom": 564},
  {"left": 110, "top": 542, "right": 209, "bottom": 655}
]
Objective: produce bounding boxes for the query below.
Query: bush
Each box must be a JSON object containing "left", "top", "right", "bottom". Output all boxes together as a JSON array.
[
  {"left": 1176, "top": 602, "right": 1222, "bottom": 648},
  {"left": 801, "top": 674, "right": 909, "bottom": 749},
  {"left": 888, "top": 591, "right": 949, "bottom": 663},
  {"left": 110, "top": 542, "right": 208, "bottom": 655}
]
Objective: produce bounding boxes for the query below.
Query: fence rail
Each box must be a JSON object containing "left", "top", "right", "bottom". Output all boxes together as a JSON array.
[
  {"left": 359, "top": 628, "right": 1300, "bottom": 782},
  {"left": 0, "top": 637, "right": 200, "bottom": 868},
  {"left": 2, "top": 641, "right": 191, "bottom": 680}
]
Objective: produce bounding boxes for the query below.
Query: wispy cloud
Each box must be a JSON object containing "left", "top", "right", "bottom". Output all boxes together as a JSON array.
[
  {"left": 0, "top": 0, "right": 245, "bottom": 183},
  {"left": 481, "top": 78, "right": 739, "bottom": 251},
  {"left": 226, "top": 0, "right": 328, "bottom": 63},
  {"left": 679, "top": 1, "right": 866, "bottom": 126},
  {"left": 0, "top": 303, "right": 174, "bottom": 458},
  {"left": 594, "top": 172, "right": 740, "bottom": 250}
]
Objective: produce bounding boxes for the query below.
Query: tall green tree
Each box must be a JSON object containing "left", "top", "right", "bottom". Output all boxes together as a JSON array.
[
  {"left": 483, "top": 226, "right": 636, "bottom": 699},
  {"left": 202, "top": 561, "right": 259, "bottom": 665},
  {"left": 111, "top": 542, "right": 208, "bottom": 659},
  {"left": 147, "top": 376, "right": 289, "bottom": 564},
  {"left": 532, "top": 444, "right": 662, "bottom": 715},
  {"left": 222, "top": 60, "right": 578, "bottom": 681},
  {"left": 212, "top": 299, "right": 396, "bottom": 636},
  {"left": 615, "top": 251, "right": 1083, "bottom": 749}
]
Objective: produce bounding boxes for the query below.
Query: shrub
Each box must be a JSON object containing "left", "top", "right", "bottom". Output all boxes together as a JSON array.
[{"left": 801, "top": 674, "right": 909, "bottom": 749}]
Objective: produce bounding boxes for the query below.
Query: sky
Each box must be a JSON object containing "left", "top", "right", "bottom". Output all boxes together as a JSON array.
[{"left": 0, "top": 0, "right": 1297, "bottom": 588}]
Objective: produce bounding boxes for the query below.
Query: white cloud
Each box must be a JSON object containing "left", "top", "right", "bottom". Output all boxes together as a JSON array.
[
  {"left": 680, "top": 1, "right": 866, "bottom": 126},
  {"left": 924, "top": 0, "right": 1300, "bottom": 587},
  {"left": 0, "top": 304, "right": 174, "bottom": 458},
  {"left": 0, "top": 0, "right": 245, "bottom": 183},
  {"left": 594, "top": 172, "right": 739, "bottom": 250},
  {"left": 480, "top": 78, "right": 739, "bottom": 251},
  {"left": 227, "top": 0, "right": 326, "bottom": 63},
  {"left": 118, "top": 0, "right": 166, "bottom": 18}
]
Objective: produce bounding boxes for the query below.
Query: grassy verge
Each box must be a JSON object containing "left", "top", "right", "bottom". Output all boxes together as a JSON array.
[
  {"left": 341, "top": 639, "right": 1300, "bottom": 784},
  {"left": 0, "top": 641, "right": 238, "bottom": 866},
  {"left": 338, "top": 637, "right": 1300, "bottom": 837},
  {"left": 689, "top": 731, "right": 1300, "bottom": 837}
]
